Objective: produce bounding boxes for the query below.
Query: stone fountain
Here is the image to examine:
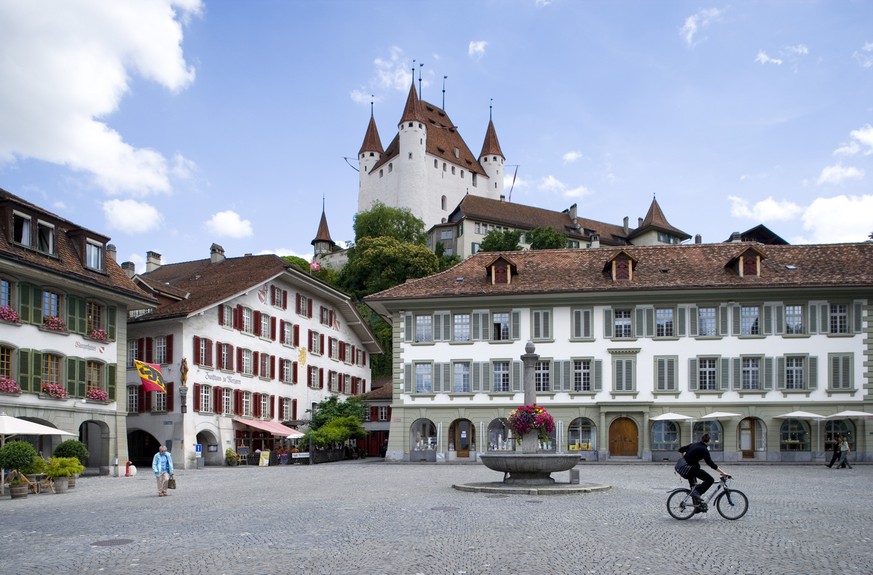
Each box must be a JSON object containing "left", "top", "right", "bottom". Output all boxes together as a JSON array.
[{"left": 478, "top": 342, "right": 580, "bottom": 485}]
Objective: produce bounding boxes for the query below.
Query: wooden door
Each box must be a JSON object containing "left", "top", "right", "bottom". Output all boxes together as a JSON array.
[
  {"left": 608, "top": 417, "right": 638, "bottom": 456},
  {"left": 454, "top": 420, "right": 473, "bottom": 457},
  {"left": 739, "top": 418, "right": 755, "bottom": 459}
]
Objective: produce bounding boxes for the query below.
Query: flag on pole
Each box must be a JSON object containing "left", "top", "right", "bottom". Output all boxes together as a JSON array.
[
  {"left": 135, "top": 360, "right": 167, "bottom": 393},
  {"left": 310, "top": 260, "right": 321, "bottom": 271}
]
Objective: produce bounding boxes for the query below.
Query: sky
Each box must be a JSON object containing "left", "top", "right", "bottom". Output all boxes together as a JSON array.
[{"left": 1, "top": 0, "right": 872, "bottom": 273}]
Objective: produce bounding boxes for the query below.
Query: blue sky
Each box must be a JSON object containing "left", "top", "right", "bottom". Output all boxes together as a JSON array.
[{"left": 2, "top": 1, "right": 872, "bottom": 272}]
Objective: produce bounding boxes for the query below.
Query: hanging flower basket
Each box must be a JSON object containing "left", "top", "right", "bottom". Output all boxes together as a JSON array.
[{"left": 507, "top": 404, "right": 555, "bottom": 444}]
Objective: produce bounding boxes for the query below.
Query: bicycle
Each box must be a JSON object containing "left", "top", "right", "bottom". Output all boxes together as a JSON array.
[{"left": 666, "top": 474, "right": 748, "bottom": 520}]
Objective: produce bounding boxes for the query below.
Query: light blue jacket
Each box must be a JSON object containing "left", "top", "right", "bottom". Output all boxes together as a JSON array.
[{"left": 152, "top": 450, "right": 174, "bottom": 476}]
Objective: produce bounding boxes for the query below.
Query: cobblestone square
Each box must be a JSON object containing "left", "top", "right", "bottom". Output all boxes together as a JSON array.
[{"left": 1, "top": 462, "right": 869, "bottom": 575}]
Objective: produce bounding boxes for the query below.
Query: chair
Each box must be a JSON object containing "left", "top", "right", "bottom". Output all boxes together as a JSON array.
[{"left": 37, "top": 475, "right": 54, "bottom": 494}]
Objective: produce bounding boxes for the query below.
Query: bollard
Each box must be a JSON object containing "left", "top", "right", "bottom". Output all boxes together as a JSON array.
[
  {"left": 125, "top": 461, "right": 132, "bottom": 477},
  {"left": 569, "top": 469, "right": 580, "bottom": 484}
]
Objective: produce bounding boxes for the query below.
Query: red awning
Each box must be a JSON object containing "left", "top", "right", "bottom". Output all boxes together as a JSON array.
[{"left": 233, "top": 417, "right": 303, "bottom": 438}]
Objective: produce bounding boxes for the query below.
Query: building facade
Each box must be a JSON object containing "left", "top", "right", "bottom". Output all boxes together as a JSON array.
[
  {"left": 0, "top": 188, "right": 156, "bottom": 473},
  {"left": 126, "top": 247, "right": 381, "bottom": 469},
  {"left": 366, "top": 242, "right": 872, "bottom": 464}
]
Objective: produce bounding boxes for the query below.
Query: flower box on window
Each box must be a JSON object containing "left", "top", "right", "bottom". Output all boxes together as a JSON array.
[
  {"left": 42, "top": 316, "right": 67, "bottom": 332},
  {"left": 40, "top": 383, "right": 69, "bottom": 399},
  {"left": 88, "top": 328, "right": 108, "bottom": 342},
  {"left": 0, "top": 305, "right": 20, "bottom": 324},
  {"left": 85, "top": 388, "right": 109, "bottom": 402},
  {"left": 0, "top": 376, "right": 21, "bottom": 395}
]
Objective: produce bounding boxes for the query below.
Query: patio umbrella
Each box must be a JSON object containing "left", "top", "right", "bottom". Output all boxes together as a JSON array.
[
  {"left": 651, "top": 412, "right": 693, "bottom": 421},
  {"left": 773, "top": 411, "right": 826, "bottom": 455},
  {"left": 0, "top": 412, "right": 75, "bottom": 495},
  {"left": 825, "top": 410, "right": 873, "bottom": 419},
  {"left": 698, "top": 411, "right": 742, "bottom": 420}
]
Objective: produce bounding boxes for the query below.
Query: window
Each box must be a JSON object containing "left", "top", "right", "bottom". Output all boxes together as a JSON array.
[
  {"left": 0, "top": 345, "right": 13, "bottom": 380},
  {"left": 692, "top": 421, "right": 723, "bottom": 451},
  {"left": 698, "top": 307, "right": 717, "bottom": 337},
  {"left": 531, "top": 309, "right": 551, "bottom": 340},
  {"left": 654, "top": 357, "right": 677, "bottom": 391},
  {"left": 222, "top": 388, "right": 233, "bottom": 415},
  {"left": 85, "top": 240, "right": 104, "bottom": 271},
  {"left": 241, "top": 307, "right": 254, "bottom": 334},
  {"left": 199, "top": 385, "right": 212, "bottom": 413},
  {"left": 741, "top": 357, "right": 761, "bottom": 390},
  {"left": 471, "top": 242, "right": 481, "bottom": 254},
  {"left": 241, "top": 391, "right": 252, "bottom": 417},
  {"left": 154, "top": 336, "right": 167, "bottom": 364},
  {"left": 698, "top": 358, "right": 718, "bottom": 391},
  {"left": 651, "top": 421, "right": 679, "bottom": 451},
  {"left": 127, "top": 339, "right": 138, "bottom": 367},
  {"left": 453, "top": 362, "right": 471, "bottom": 393},
  {"left": 535, "top": 360, "right": 550, "bottom": 392},
  {"left": 780, "top": 419, "right": 809, "bottom": 451},
  {"left": 85, "top": 301, "right": 104, "bottom": 335},
  {"left": 415, "top": 363, "right": 432, "bottom": 393},
  {"left": 492, "top": 312, "right": 511, "bottom": 341},
  {"left": 415, "top": 315, "right": 433, "bottom": 343},
  {"left": 571, "top": 308, "right": 593, "bottom": 339},
  {"left": 309, "top": 330, "right": 322, "bottom": 354},
  {"left": 259, "top": 394, "right": 270, "bottom": 419},
  {"left": 43, "top": 354, "right": 62, "bottom": 386},
  {"left": 271, "top": 286, "right": 286, "bottom": 308},
  {"left": 259, "top": 354, "right": 270, "bottom": 378},
  {"left": 221, "top": 305, "right": 233, "bottom": 327},
  {"left": 492, "top": 361, "right": 510, "bottom": 392},
  {"left": 196, "top": 337, "right": 212, "bottom": 367},
  {"left": 281, "top": 321, "right": 294, "bottom": 346},
  {"left": 43, "top": 290, "right": 61, "bottom": 320},
  {"left": 127, "top": 386, "right": 138, "bottom": 413},
  {"left": 281, "top": 397, "right": 293, "bottom": 421},
  {"left": 785, "top": 356, "right": 805, "bottom": 389},
  {"left": 614, "top": 309, "right": 632, "bottom": 338},
  {"left": 153, "top": 388, "right": 167, "bottom": 412},
  {"left": 440, "top": 229, "right": 452, "bottom": 240},
  {"left": 37, "top": 221, "right": 55, "bottom": 254},
  {"left": 12, "top": 212, "right": 31, "bottom": 246},
  {"left": 217, "top": 342, "right": 233, "bottom": 370},
  {"left": 320, "top": 306, "right": 333, "bottom": 326},
  {"left": 655, "top": 309, "right": 674, "bottom": 337},
  {"left": 828, "top": 353, "right": 853, "bottom": 390},
  {"left": 829, "top": 304, "right": 849, "bottom": 334},
  {"left": 241, "top": 349, "right": 253, "bottom": 375},
  {"left": 573, "top": 359, "right": 591, "bottom": 392},
  {"left": 298, "top": 295, "right": 310, "bottom": 317},
  {"left": 785, "top": 305, "right": 804, "bottom": 334},
  {"left": 613, "top": 357, "right": 635, "bottom": 391},
  {"left": 453, "top": 313, "right": 471, "bottom": 342},
  {"left": 0, "top": 277, "right": 12, "bottom": 308},
  {"left": 280, "top": 359, "right": 294, "bottom": 383},
  {"left": 309, "top": 367, "right": 321, "bottom": 389},
  {"left": 85, "top": 361, "right": 103, "bottom": 393},
  {"left": 260, "top": 313, "right": 271, "bottom": 338},
  {"left": 378, "top": 406, "right": 389, "bottom": 421},
  {"left": 329, "top": 371, "right": 339, "bottom": 392},
  {"left": 740, "top": 306, "right": 759, "bottom": 336}
]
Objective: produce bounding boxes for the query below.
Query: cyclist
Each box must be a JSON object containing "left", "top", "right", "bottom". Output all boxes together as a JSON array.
[{"left": 677, "top": 433, "right": 728, "bottom": 510}]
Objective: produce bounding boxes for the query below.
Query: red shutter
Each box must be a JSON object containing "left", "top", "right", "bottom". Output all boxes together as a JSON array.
[
  {"left": 292, "top": 362, "right": 298, "bottom": 384},
  {"left": 234, "top": 305, "right": 243, "bottom": 330},
  {"left": 166, "top": 334, "right": 174, "bottom": 363},
  {"left": 215, "top": 342, "right": 222, "bottom": 369},
  {"left": 234, "top": 389, "right": 242, "bottom": 415},
  {"left": 387, "top": 406, "right": 392, "bottom": 420},
  {"left": 193, "top": 384, "right": 201, "bottom": 412},
  {"left": 270, "top": 356, "right": 275, "bottom": 380},
  {"left": 307, "top": 298, "right": 313, "bottom": 318},
  {"left": 328, "top": 337, "right": 334, "bottom": 358},
  {"left": 352, "top": 377, "right": 358, "bottom": 396},
  {"left": 214, "top": 386, "right": 223, "bottom": 414},
  {"left": 319, "top": 334, "right": 324, "bottom": 355},
  {"left": 145, "top": 388, "right": 153, "bottom": 412},
  {"left": 270, "top": 286, "right": 276, "bottom": 304},
  {"left": 292, "top": 398, "right": 298, "bottom": 420},
  {"left": 351, "top": 345, "right": 356, "bottom": 364},
  {"left": 282, "top": 290, "right": 287, "bottom": 310},
  {"left": 362, "top": 352, "right": 367, "bottom": 367},
  {"left": 270, "top": 394, "right": 275, "bottom": 419},
  {"left": 306, "top": 365, "right": 312, "bottom": 388},
  {"left": 137, "top": 338, "right": 145, "bottom": 362},
  {"left": 205, "top": 339, "right": 213, "bottom": 367},
  {"left": 145, "top": 337, "right": 154, "bottom": 363},
  {"left": 296, "top": 293, "right": 301, "bottom": 314},
  {"left": 293, "top": 325, "right": 299, "bottom": 347},
  {"left": 218, "top": 304, "right": 225, "bottom": 326},
  {"left": 227, "top": 344, "right": 234, "bottom": 371},
  {"left": 253, "top": 393, "right": 260, "bottom": 418},
  {"left": 166, "top": 382, "right": 174, "bottom": 412},
  {"left": 236, "top": 348, "right": 242, "bottom": 373},
  {"left": 254, "top": 311, "right": 262, "bottom": 336},
  {"left": 370, "top": 406, "right": 378, "bottom": 421},
  {"left": 307, "top": 330, "right": 313, "bottom": 352},
  {"left": 138, "top": 385, "right": 146, "bottom": 413},
  {"left": 253, "top": 352, "right": 260, "bottom": 376},
  {"left": 193, "top": 336, "right": 202, "bottom": 365},
  {"left": 319, "top": 368, "right": 324, "bottom": 389},
  {"left": 270, "top": 317, "right": 276, "bottom": 341}
]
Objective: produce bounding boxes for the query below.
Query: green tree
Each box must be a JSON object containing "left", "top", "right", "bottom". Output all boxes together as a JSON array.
[
  {"left": 479, "top": 229, "right": 522, "bottom": 252},
  {"left": 527, "top": 226, "right": 568, "bottom": 250},
  {"left": 358, "top": 303, "right": 392, "bottom": 378},
  {"left": 302, "top": 396, "right": 367, "bottom": 449},
  {"left": 281, "top": 255, "right": 311, "bottom": 273},
  {"left": 353, "top": 201, "right": 427, "bottom": 244},
  {"left": 339, "top": 236, "right": 439, "bottom": 300}
]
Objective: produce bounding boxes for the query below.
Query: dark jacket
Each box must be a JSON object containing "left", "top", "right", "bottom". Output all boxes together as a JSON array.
[{"left": 678, "top": 441, "right": 718, "bottom": 470}]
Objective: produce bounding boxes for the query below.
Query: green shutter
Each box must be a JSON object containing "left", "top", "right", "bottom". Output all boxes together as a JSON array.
[
  {"left": 763, "top": 305, "right": 773, "bottom": 335},
  {"left": 403, "top": 313, "right": 413, "bottom": 343},
  {"left": 732, "top": 358, "right": 741, "bottom": 390},
  {"left": 434, "top": 363, "right": 444, "bottom": 393},
  {"left": 572, "top": 309, "right": 582, "bottom": 338},
  {"left": 677, "top": 307, "right": 686, "bottom": 337},
  {"left": 66, "top": 357, "right": 77, "bottom": 396},
  {"left": 645, "top": 308, "right": 654, "bottom": 337},
  {"left": 18, "top": 284, "right": 32, "bottom": 324},
  {"left": 731, "top": 306, "right": 740, "bottom": 336},
  {"left": 689, "top": 306, "right": 698, "bottom": 337},
  {"left": 480, "top": 362, "right": 490, "bottom": 392},
  {"left": 442, "top": 313, "right": 451, "bottom": 341},
  {"left": 776, "top": 357, "right": 785, "bottom": 389},
  {"left": 471, "top": 362, "right": 481, "bottom": 392},
  {"left": 107, "top": 364, "right": 116, "bottom": 401},
  {"left": 718, "top": 306, "right": 728, "bottom": 336},
  {"left": 18, "top": 349, "right": 32, "bottom": 392},
  {"left": 511, "top": 310, "right": 520, "bottom": 340},
  {"left": 511, "top": 360, "right": 522, "bottom": 392},
  {"left": 820, "top": 305, "right": 829, "bottom": 334},
  {"left": 603, "top": 309, "right": 613, "bottom": 338},
  {"left": 764, "top": 357, "right": 774, "bottom": 390},
  {"left": 809, "top": 305, "right": 818, "bottom": 334},
  {"left": 433, "top": 313, "right": 443, "bottom": 341},
  {"left": 593, "top": 360, "right": 602, "bottom": 391},
  {"left": 808, "top": 356, "right": 818, "bottom": 390},
  {"left": 689, "top": 358, "right": 698, "bottom": 390},
  {"left": 66, "top": 295, "right": 78, "bottom": 334},
  {"left": 403, "top": 363, "right": 412, "bottom": 393},
  {"left": 774, "top": 304, "right": 784, "bottom": 335},
  {"left": 635, "top": 308, "right": 645, "bottom": 338},
  {"left": 853, "top": 302, "right": 863, "bottom": 334},
  {"left": 720, "top": 357, "right": 730, "bottom": 391},
  {"left": 582, "top": 309, "right": 592, "bottom": 338}
]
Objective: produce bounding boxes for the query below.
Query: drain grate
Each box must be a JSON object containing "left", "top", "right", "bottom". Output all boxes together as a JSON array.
[
  {"left": 91, "top": 539, "right": 134, "bottom": 547},
  {"left": 485, "top": 494, "right": 510, "bottom": 498},
  {"left": 430, "top": 506, "right": 459, "bottom": 512},
  {"left": 525, "top": 500, "right": 544, "bottom": 504}
]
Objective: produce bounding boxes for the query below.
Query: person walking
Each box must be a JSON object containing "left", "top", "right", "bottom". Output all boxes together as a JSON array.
[
  {"left": 837, "top": 435, "right": 853, "bottom": 469},
  {"left": 826, "top": 433, "right": 841, "bottom": 468},
  {"left": 152, "top": 445, "right": 174, "bottom": 496}
]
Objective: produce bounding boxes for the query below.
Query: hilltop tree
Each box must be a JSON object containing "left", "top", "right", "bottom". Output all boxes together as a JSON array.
[
  {"left": 479, "top": 229, "right": 522, "bottom": 252},
  {"left": 339, "top": 236, "right": 439, "bottom": 300},
  {"left": 353, "top": 201, "right": 427, "bottom": 244},
  {"left": 527, "top": 227, "right": 568, "bottom": 250}
]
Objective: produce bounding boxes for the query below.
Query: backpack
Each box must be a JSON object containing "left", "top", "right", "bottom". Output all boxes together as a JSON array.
[{"left": 674, "top": 456, "right": 693, "bottom": 478}]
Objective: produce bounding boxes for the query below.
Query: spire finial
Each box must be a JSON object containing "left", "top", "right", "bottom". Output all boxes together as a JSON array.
[
  {"left": 418, "top": 62, "right": 424, "bottom": 97},
  {"left": 322, "top": 194, "right": 325, "bottom": 213},
  {"left": 442, "top": 75, "right": 447, "bottom": 109},
  {"left": 489, "top": 98, "right": 493, "bottom": 121},
  {"left": 411, "top": 59, "right": 416, "bottom": 86}
]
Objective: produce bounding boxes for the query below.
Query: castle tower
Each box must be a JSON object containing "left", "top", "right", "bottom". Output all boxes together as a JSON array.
[
  {"left": 358, "top": 104, "right": 383, "bottom": 178},
  {"left": 311, "top": 204, "right": 336, "bottom": 257},
  {"left": 395, "top": 82, "right": 428, "bottom": 218},
  {"left": 479, "top": 116, "right": 505, "bottom": 200}
]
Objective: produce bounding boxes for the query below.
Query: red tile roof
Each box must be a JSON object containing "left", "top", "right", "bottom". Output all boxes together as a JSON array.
[
  {"left": 628, "top": 197, "right": 690, "bottom": 240},
  {"left": 358, "top": 113, "right": 384, "bottom": 156},
  {"left": 479, "top": 119, "right": 504, "bottom": 158}
]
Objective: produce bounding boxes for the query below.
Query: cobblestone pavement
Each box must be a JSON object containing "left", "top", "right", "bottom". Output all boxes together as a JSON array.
[{"left": 1, "top": 461, "right": 870, "bottom": 575}]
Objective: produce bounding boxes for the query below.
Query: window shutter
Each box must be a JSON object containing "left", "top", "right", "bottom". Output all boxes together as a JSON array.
[
  {"left": 511, "top": 310, "right": 520, "bottom": 340},
  {"left": 732, "top": 358, "right": 741, "bottom": 390},
  {"left": 533, "top": 312, "right": 542, "bottom": 340},
  {"left": 677, "top": 307, "right": 686, "bottom": 337},
  {"left": 689, "top": 306, "right": 698, "bottom": 336},
  {"left": 166, "top": 381, "right": 174, "bottom": 412},
  {"left": 471, "top": 363, "right": 480, "bottom": 392},
  {"left": 253, "top": 393, "right": 260, "bottom": 418},
  {"left": 689, "top": 358, "right": 698, "bottom": 390},
  {"left": 227, "top": 344, "right": 234, "bottom": 371},
  {"left": 319, "top": 368, "right": 324, "bottom": 389},
  {"left": 561, "top": 360, "right": 572, "bottom": 392},
  {"left": 234, "top": 305, "right": 242, "bottom": 330},
  {"left": 614, "top": 359, "right": 623, "bottom": 391},
  {"left": 480, "top": 362, "right": 490, "bottom": 392},
  {"left": 107, "top": 305, "right": 116, "bottom": 340},
  {"left": 809, "top": 305, "right": 819, "bottom": 334},
  {"left": 603, "top": 309, "right": 613, "bottom": 338},
  {"left": 282, "top": 290, "right": 288, "bottom": 310},
  {"left": 234, "top": 389, "right": 242, "bottom": 415},
  {"left": 433, "top": 313, "right": 443, "bottom": 341},
  {"left": 145, "top": 337, "right": 154, "bottom": 363},
  {"left": 572, "top": 309, "right": 582, "bottom": 338},
  {"left": 138, "top": 384, "right": 147, "bottom": 413},
  {"left": 293, "top": 325, "right": 299, "bottom": 347},
  {"left": 434, "top": 363, "right": 444, "bottom": 393},
  {"left": 593, "top": 360, "right": 602, "bottom": 391},
  {"left": 270, "top": 317, "right": 277, "bottom": 341},
  {"left": 808, "top": 356, "right": 818, "bottom": 390},
  {"left": 307, "top": 330, "right": 313, "bottom": 352},
  {"left": 764, "top": 357, "right": 774, "bottom": 390},
  {"left": 253, "top": 352, "right": 260, "bottom": 376},
  {"left": 404, "top": 363, "right": 412, "bottom": 393},
  {"left": 193, "top": 384, "right": 201, "bottom": 412},
  {"left": 319, "top": 334, "right": 324, "bottom": 355},
  {"left": 292, "top": 361, "right": 298, "bottom": 384},
  {"left": 18, "top": 284, "right": 32, "bottom": 324},
  {"left": 253, "top": 311, "right": 262, "bottom": 336},
  {"left": 137, "top": 338, "right": 146, "bottom": 362},
  {"left": 144, "top": 386, "right": 152, "bottom": 412},
  {"left": 270, "top": 395, "right": 276, "bottom": 419},
  {"left": 719, "top": 306, "right": 729, "bottom": 336},
  {"left": 820, "top": 305, "right": 829, "bottom": 334},
  {"left": 763, "top": 305, "right": 773, "bottom": 335},
  {"left": 635, "top": 308, "right": 645, "bottom": 338},
  {"left": 511, "top": 360, "right": 522, "bottom": 392},
  {"left": 76, "top": 358, "right": 86, "bottom": 397},
  {"left": 166, "top": 334, "right": 174, "bottom": 363},
  {"left": 296, "top": 294, "right": 301, "bottom": 314},
  {"left": 214, "top": 386, "right": 223, "bottom": 414},
  {"left": 719, "top": 358, "right": 730, "bottom": 391},
  {"left": 731, "top": 306, "right": 740, "bottom": 336},
  {"left": 853, "top": 301, "right": 863, "bottom": 333},
  {"left": 218, "top": 304, "right": 225, "bottom": 326},
  {"left": 403, "top": 313, "right": 413, "bottom": 342},
  {"left": 17, "top": 349, "right": 32, "bottom": 392},
  {"left": 776, "top": 357, "right": 785, "bottom": 389},
  {"left": 270, "top": 356, "right": 276, "bottom": 380},
  {"left": 655, "top": 358, "right": 666, "bottom": 391},
  {"left": 106, "top": 364, "right": 116, "bottom": 401},
  {"left": 236, "top": 348, "right": 242, "bottom": 373},
  {"left": 645, "top": 308, "right": 654, "bottom": 337},
  {"left": 442, "top": 313, "right": 451, "bottom": 341},
  {"left": 307, "top": 298, "right": 313, "bottom": 318},
  {"left": 774, "top": 304, "right": 784, "bottom": 335},
  {"left": 205, "top": 339, "right": 213, "bottom": 367}
]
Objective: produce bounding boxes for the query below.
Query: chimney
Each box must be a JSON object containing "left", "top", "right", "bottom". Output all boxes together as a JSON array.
[
  {"left": 210, "top": 243, "right": 226, "bottom": 264},
  {"left": 730, "top": 232, "right": 742, "bottom": 243},
  {"left": 623, "top": 216, "right": 629, "bottom": 235},
  {"left": 695, "top": 234, "right": 702, "bottom": 244},
  {"left": 121, "top": 261, "right": 136, "bottom": 278},
  {"left": 590, "top": 233, "right": 600, "bottom": 249},
  {"left": 638, "top": 217, "right": 644, "bottom": 227},
  {"left": 106, "top": 244, "right": 117, "bottom": 262},
  {"left": 568, "top": 203, "right": 577, "bottom": 221},
  {"left": 146, "top": 251, "right": 162, "bottom": 272}
]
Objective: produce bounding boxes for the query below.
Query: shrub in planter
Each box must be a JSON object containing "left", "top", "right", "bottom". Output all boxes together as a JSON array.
[
  {"left": 46, "top": 456, "right": 85, "bottom": 478},
  {"left": 0, "top": 440, "right": 39, "bottom": 484},
  {"left": 53, "top": 439, "right": 89, "bottom": 465},
  {"left": 225, "top": 448, "right": 238, "bottom": 466}
]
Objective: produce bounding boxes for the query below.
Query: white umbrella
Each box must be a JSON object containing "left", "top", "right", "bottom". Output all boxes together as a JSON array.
[
  {"left": 773, "top": 411, "right": 825, "bottom": 419},
  {"left": 285, "top": 429, "right": 305, "bottom": 439},
  {"left": 651, "top": 412, "right": 693, "bottom": 421},
  {"left": 825, "top": 410, "right": 873, "bottom": 419},
  {"left": 698, "top": 411, "right": 742, "bottom": 420},
  {"left": 0, "top": 412, "right": 75, "bottom": 495}
]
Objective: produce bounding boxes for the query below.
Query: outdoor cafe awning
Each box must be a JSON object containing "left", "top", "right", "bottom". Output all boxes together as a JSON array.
[{"left": 233, "top": 417, "right": 304, "bottom": 438}]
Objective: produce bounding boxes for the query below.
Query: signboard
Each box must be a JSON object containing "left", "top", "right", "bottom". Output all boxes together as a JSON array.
[{"left": 195, "top": 444, "right": 202, "bottom": 458}]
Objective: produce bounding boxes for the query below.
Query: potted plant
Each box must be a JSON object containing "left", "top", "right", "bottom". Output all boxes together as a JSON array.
[
  {"left": 85, "top": 387, "right": 109, "bottom": 402},
  {"left": 41, "top": 382, "right": 69, "bottom": 399},
  {"left": 0, "top": 440, "right": 39, "bottom": 499},
  {"left": 0, "top": 305, "right": 20, "bottom": 323},
  {"left": 45, "top": 456, "right": 84, "bottom": 493},
  {"left": 225, "top": 448, "right": 238, "bottom": 466},
  {"left": 0, "top": 376, "right": 21, "bottom": 395},
  {"left": 53, "top": 440, "right": 88, "bottom": 488},
  {"left": 88, "top": 327, "right": 108, "bottom": 341},
  {"left": 42, "top": 315, "right": 66, "bottom": 332}
]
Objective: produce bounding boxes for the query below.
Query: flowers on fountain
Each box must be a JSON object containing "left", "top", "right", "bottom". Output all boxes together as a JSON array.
[
  {"left": 0, "top": 305, "right": 20, "bottom": 323},
  {"left": 85, "top": 387, "right": 109, "bottom": 401},
  {"left": 41, "top": 383, "right": 69, "bottom": 399},
  {"left": 507, "top": 404, "right": 555, "bottom": 444},
  {"left": 0, "top": 377, "right": 21, "bottom": 394},
  {"left": 42, "top": 315, "right": 67, "bottom": 332}
]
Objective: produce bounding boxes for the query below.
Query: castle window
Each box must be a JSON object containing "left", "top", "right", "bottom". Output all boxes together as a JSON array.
[
  {"left": 369, "top": 152, "right": 374, "bottom": 157},
  {"left": 418, "top": 123, "right": 422, "bottom": 129},
  {"left": 472, "top": 174, "right": 478, "bottom": 187},
  {"left": 408, "top": 152, "right": 413, "bottom": 159},
  {"left": 454, "top": 148, "right": 459, "bottom": 159},
  {"left": 388, "top": 163, "right": 393, "bottom": 173},
  {"left": 483, "top": 157, "right": 488, "bottom": 162},
  {"left": 441, "top": 196, "right": 447, "bottom": 210},
  {"left": 434, "top": 159, "right": 438, "bottom": 168},
  {"left": 451, "top": 166, "right": 455, "bottom": 175},
  {"left": 461, "top": 170, "right": 465, "bottom": 179},
  {"left": 443, "top": 163, "right": 447, "bottom": 171},
  {"left": 408, "top": 122, "right": 413, "bottom": 127},
  {"left": 379, "top": 169, "right": 383, "bottom": 177}
]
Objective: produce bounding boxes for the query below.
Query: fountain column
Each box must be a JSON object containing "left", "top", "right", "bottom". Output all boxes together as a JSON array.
[{"left": 520, "top": 341, "right": 539, "bottom": 455}]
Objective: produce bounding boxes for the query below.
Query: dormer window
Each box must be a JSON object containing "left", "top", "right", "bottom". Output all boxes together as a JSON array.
[
  {"left": 604, "top": 251, "right": 637, "bottom": 281},
  {"left": 86, "top": 240, "right": 104, "bottom": 271},
  {"left": 486, "top": 255, "right": 517, "bottom": 285},
  {"left": 729, "top": 247, "right": 765, "bottom": 278},
  {"left": 37, "top": 221, "right": 55, "bottom": 254},
  {"left": 12, "top": 211, "right": 31, "bottom": 246},
  {"left": 741, "top": 254, "right": 758, "bottom": 277}
]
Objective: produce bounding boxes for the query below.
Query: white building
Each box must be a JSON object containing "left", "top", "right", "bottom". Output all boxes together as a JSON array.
[
  {"left": 365, "top": 242, "right": 872, "bottom": 464},
  {"left": 0, "top": 188, "right": 156, "bottom": 473},
  {"left": 125, "top": 245, "right": 381, "bottom": 469}
]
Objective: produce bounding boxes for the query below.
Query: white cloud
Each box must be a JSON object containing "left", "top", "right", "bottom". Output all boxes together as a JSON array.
[
  {"left": 538, "top": 175, "right": 592, "bottom": 199},
  {"left": 205, "top": 210, "right": 253, "bottom": 239},
  {"left": 833, "top": 125, "right": 873, "bottom": 157},
  {"left": 563, "top": 185, "right": 592, "bottom": 199},
  {"left": 562, "top": 151, "right": 583, "bottom": 164},
  {"left": 799, "top": 195, "right": 873, "bottom": 243},
  {"left": 728, "top": 195, "right": 802, "bottom": 221},
  {"left": 102, "top": 199, "right": 164, "bottom": 233},
  {"left": 755, "top": 51, "right": 783, "bottom": 65},
  {"left": 468, "top": 41, "right": 488, "bottom": 60},
  {"left": 853, "top": 41, "right": 873, "bottom": 68},
  {"left": 785, "top": 44, "right": 808, "bottom": 55},
  {"left": 350, "top": 89, "right": 378, "bottom": 104},
  {"left": 833, "top": 141, "right": 861, "bottom": 157},
  {"left": 170, "top": 152, "right": 197, "bottom": 180},
  {"left": 535, "top": 0, "right": 552, "bottom": 6},
  {"left": 373, "top": 46, "right": 415, "bottom": 91},
  {"left": 817, "top": 163, "right": 864, "bottom": 185},
  {"left": 0, "top": 0, "right": 202, "bottom": 195},
  {"left": 680, "top": 8, "right": 723, "bottom": 47}
]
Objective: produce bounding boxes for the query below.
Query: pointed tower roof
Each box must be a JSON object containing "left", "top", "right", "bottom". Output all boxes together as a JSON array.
[
  {"left": 399, "top": 82, "right": 423, "bottom": 124},
  {"left": 358, "top": 112, "right": 384, "bottom": 156},
  {"left": 479, "top": 118, "right": 504, "bottom": 158},
  {"left": 628, "top": 197, "right": 691, "bottom": 241},
  {"left": 311, "top": 208, "right": 335, "bottom": 247}
]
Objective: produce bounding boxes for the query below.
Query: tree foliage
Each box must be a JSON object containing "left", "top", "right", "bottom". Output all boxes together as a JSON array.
[
  {"left": 479, "top": 229, "right": 522, "bottom": 252},
  {"left": 353, "top": 201, "right": 427, "bottom": 244},
  {"left": 302, "top": 396, "right": 367, "bottom": 448},
  {"left": 281, "top": 255, "right": 311, "bottom": 273},
  {"left": 527, "top": 226, "right": 568, "bottom": 250},
  {"left": 339, "top": 236, "right": 439, "bottom": 300},
  {"left": 309, "top": 395, "right": 366, "bottom": 430}
]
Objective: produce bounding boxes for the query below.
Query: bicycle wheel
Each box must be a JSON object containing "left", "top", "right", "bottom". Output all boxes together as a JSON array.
[
  {"left": 715, "top": 489, "right": 748, "bottom": 520},
  {"left": 667, "top": 489, "right": 696, "bottom": 520}
]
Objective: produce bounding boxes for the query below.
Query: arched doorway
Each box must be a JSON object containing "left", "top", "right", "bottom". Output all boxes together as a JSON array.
[
  {"left": 79, "top": 420, "right": 110, "bottom": 473},
  {"left": 608, "top": 417, "right": 638, "bottom": 456},
  {"left": 195, "top": 429, "right": 221, "bottom": 466},
  {"left": 127, "top": 428, "right": 162, "bottom": 468},
  {"left": 409, "top": 418, "right": 436, "bottom": 462},
  {"left": 738, "top": 417, "right": 766, "bottom": 459},
  {"left": 449, "top": 419, "right": 475, "bottom": 457}
]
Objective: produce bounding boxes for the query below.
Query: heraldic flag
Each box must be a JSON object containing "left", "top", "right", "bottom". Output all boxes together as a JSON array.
[{"left": 135, "top": 360, "right": 167, "bottom": 393}]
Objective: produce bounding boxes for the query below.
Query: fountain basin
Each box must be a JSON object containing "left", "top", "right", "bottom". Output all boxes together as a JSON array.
[{"left": 479, "top": 453, "right": 580, "bottom": 485}]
